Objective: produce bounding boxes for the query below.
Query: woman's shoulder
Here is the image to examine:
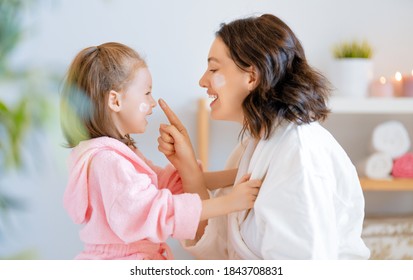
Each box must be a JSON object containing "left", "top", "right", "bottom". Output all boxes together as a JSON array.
[
  {"left": 266, "top": 121, "right": 349, "bottom": 164},
  {"left": 286, "top": 122, "right": 339, "bottom": 147}
]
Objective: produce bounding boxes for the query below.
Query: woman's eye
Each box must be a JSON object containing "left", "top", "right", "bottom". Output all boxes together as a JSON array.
[{"left": 209, "top": 69, "right": 217, "bottom": 73}]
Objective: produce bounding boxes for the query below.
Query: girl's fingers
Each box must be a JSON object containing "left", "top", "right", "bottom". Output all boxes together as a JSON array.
[
  {"left": 249, "top": 179, "right": 262, "bottom": 188},
  {"left": 238, "top": 173, "right": 251, "bottom": 183}
]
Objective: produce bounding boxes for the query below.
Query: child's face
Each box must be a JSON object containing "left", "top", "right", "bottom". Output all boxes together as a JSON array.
[
  {"left": 198, "top": 37, "right": 252, "bottom": 123},
  {"left": 117, "top": 67, "right": 156, "bottom": 135}
]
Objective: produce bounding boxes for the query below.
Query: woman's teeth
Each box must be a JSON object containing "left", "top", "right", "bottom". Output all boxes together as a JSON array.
[{"left": 209, "top": 94, "right": 218, "bottom": 100}]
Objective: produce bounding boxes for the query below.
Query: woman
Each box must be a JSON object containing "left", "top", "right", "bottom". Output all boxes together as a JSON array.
[{"left": 158, "top": 14, "right": 370, "bottom": 259}]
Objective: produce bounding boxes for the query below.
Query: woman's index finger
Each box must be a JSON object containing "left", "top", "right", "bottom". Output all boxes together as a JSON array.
[{"left": 158, "top": 99, "right": 185, "bottom": 132}]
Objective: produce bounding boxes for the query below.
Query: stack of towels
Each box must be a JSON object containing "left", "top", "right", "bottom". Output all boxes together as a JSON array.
[{"left": 357, "top": 121, "right": 413, "bottom": 179}]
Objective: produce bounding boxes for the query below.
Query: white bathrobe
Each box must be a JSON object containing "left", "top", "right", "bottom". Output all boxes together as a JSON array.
[{"left": 183, "top": 121, "right": 370, "bottom": 259}]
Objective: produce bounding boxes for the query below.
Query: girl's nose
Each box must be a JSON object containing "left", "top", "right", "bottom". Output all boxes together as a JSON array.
[{"left": 150, "top": 96, "right": 157, "bottom": 108}]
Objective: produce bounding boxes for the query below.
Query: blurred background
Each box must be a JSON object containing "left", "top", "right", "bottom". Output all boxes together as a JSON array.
[{"left": 0, "top": 0, "right": 412, "bottom": 259}]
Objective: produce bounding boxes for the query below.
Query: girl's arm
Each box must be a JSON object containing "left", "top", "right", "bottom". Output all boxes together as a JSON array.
[
  {"left": 183, "top": 174, "right": 260, "bottom": 245},
  {"left": 200, "top": 174, "right": 260, "bottom": 220},
  {"left": 203, "top": 169, "right": 238, "bottom": 190}
]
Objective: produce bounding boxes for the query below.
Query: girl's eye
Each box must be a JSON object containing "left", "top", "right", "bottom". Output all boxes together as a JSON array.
[{"left": 145, "top": 92, "right": 151, "bottom": 96}]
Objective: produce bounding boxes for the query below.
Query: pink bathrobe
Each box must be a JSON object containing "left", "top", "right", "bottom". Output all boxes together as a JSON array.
[{"left": 63, "top": 136, "right": 202, "bottom": 260}]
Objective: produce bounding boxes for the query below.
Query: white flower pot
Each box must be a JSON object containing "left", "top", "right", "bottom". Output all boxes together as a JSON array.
[{"left": 330, "top": 58, "right": 373, "bottom": 97}]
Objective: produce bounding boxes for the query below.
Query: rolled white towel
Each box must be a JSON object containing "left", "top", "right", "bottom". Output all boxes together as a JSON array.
[
  {"left": 371, "top": 121, "right": 411, "bottom": 159},
  {"left": 357, "top": 152, "right": 393, "bottom": 179}
]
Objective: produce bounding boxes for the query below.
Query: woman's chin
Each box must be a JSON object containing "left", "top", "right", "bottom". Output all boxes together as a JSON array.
[
  {"left": 210, "top": 111, "right": 243, "bottom": 123},
  {"left": 210, "top": 110, "right": 220, "bottom": 120},
  {"left": 210, "top": 111, "right": 227, "bottom": 121}
]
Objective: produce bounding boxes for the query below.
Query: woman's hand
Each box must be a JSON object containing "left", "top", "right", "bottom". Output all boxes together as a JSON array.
[{"left": 157, "top": 98, "right": 197, "bottom": 170}]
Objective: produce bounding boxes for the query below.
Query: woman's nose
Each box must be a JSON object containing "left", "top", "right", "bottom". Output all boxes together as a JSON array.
[{"left": 199, "top": 72, "right": 208, "bottom": 88}]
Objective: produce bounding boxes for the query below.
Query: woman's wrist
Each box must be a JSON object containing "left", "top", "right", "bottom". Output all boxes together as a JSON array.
[{"left": 180, "top": 167, "right": 209, "bottom": 200}]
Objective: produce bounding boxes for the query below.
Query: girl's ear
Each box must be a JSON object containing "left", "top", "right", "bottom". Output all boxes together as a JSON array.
[
  {"left": 246, "top": 66, "right": 259, "bottom": 91},
  {"left": 108, "top": 90, "right": 122, "bottom": 112}
]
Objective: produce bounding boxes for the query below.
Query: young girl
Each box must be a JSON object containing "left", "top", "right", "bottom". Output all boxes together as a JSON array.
[{"left": 60, "top": 42, "right": 261, "bottom": 260}]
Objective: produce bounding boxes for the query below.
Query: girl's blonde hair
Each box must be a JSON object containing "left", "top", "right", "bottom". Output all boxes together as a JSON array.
[{"left": 60, "top": 42, "right": 146, "bottom": 148}]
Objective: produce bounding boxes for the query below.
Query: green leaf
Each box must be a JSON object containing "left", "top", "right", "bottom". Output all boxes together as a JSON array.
[
  {"left": 332, "top": 40, "right": 373, "bottom": 59},
  {"left": 0, "top": 101, "right": 9, "bottom": 113}
]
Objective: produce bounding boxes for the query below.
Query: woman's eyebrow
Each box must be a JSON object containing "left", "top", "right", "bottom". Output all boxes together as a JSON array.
[{"left": 208, "top": 57, "right": 220, "bottom": 63}]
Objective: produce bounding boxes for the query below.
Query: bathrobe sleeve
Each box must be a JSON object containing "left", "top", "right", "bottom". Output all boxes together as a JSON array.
[
  {"left": 181, "top": 188, "right": 231, "bottom": 259},
  {"left": 89, "top": 150, "right": 202, "bottom": 243},
  {"left": 254, "top": 140, "right": 368, "bottom": 259},
  {"left": 150, "top": 163, "right": 184, "bottom": 194}
]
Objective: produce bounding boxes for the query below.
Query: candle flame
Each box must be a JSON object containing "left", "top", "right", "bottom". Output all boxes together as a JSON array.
[
  {"left": 379, "top": 76, "right": 386, "bottom": 84},
  {"left": 395, "top": 72, "right": 402, "bottom": 81}
]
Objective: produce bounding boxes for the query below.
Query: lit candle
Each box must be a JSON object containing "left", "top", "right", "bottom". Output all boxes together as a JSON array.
[
  {"left": 402, "top": 70, "right": 413, "bottom": 97},
  {"left": 369, "top": 76, "right": 394, "bottom": 97},
  {"left": 392, "top": 71, "right": 403, "bottom": 97}
]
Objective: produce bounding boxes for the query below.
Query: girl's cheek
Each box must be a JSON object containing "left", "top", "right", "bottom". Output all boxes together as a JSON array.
[
  {"left": 212, "top": 74, "right": 226, "bottom": 89},
  {"left": 139, "top": 102, "right": 149, "bottom": 113}
]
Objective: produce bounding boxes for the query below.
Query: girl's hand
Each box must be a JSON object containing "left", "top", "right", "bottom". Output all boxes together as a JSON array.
[
  {"left": 228, "top": 174, "right": 262, "bottom": 211},
  {"left": 157, "top": 99, "right": 197, "bottom": 169}
]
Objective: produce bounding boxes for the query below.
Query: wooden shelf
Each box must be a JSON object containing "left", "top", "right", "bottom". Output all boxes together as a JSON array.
[
  {"left": 360, "top": 177, "right": 413, "bottom": 191},
  {"left": 329, "top": 97, "right": 413, "bottom": 114}
]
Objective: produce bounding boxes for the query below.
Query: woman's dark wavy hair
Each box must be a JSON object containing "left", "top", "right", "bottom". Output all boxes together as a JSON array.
[{"left": 216, "top": 14, "right": 331, "bottom": 140}]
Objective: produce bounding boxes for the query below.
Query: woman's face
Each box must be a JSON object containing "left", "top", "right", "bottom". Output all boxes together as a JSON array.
[
  {"left": 199, "top": 37, "right": 252, "bottom": 123},
  {"left": 115, "top": 67, "right": 156, "bottom": 135}
]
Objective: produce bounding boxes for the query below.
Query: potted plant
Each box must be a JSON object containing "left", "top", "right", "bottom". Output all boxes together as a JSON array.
[
  {"left": 330, "top": 40, "right": 374, "bottom": 97},
  {"left": 0, "top": 0, "right": 52, "bottom": 259}
]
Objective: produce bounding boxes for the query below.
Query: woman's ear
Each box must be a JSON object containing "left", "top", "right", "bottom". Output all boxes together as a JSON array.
[
  {"left": 246, "top": 66, "right": 259, "bottom": 91},
  {"left": 108, "top": 90, "right": 122, "bottom": 112}
]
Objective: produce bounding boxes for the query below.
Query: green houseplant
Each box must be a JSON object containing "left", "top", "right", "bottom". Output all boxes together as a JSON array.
[
  {"left": 330, "top": 40, "right": 374, "bottom": 97},
  {"left": 333, "top": 40, "right": 373, "bottom": 59},
  {"left": 1, "top": 0, "right": 52, "bottom": 259},
  {"left": 0, "top": 0, "right": 31, "bottom": 219}
]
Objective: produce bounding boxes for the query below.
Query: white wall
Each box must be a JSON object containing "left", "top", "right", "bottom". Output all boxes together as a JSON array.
[{"left": 1, "top": 0, "right": 412, "bottom": 259}]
